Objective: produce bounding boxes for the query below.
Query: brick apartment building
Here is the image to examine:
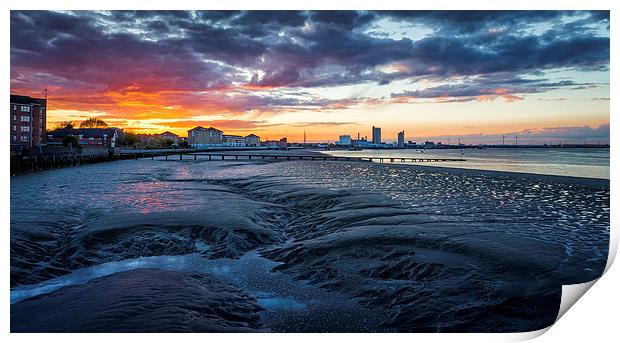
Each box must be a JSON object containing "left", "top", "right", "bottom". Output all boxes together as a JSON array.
[
  {"left": 245, "top": 133, "right": 261, "bottom": 146},
  {"left": 223, "top": 134, "right": 246, "bottom": 147},
  {"left": 158, "top": 131, "right": 179, "bottom": 141},
  {"left": 187, "top": 126, "right": 223, "bottom": 146},
  {"left": 10, "top": 94, "right": 47, "bottom": 148}
]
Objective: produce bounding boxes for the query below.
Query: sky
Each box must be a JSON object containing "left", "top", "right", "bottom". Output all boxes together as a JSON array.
[{"left": 10, "top": 10, "right": 610, "bottom": 144}]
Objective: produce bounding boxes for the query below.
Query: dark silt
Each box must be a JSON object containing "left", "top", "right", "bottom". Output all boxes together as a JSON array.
[{"left": 10, "top": 156, "right": 610, "bottom": 332}]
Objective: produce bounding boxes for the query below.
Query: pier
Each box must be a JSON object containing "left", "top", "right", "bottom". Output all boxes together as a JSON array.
[
  {"left": 10, "top": 149, "right": 195, "bottom": 175},
  {"left": 11, "top": 153, "right": 118, "bottom": 175},
  {"left": 150, "top": 152, "right": 466, "bottom": 163},
  {"left": 11, "top": 150, "right": 466, "bottom": 175}
]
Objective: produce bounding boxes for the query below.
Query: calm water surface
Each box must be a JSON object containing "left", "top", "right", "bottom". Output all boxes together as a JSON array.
[{"left": 323, "top": 148, "right": 609, "bottom": 179}]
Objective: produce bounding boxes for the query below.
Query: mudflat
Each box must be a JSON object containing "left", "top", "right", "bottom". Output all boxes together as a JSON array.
[{"left": 10, "top": 157, "right": 609, "bottom": 332}]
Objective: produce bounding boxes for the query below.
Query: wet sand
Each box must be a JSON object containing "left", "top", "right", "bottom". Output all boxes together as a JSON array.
[{"left": 10, "top": 157, "right": 609, "bottom": 332}]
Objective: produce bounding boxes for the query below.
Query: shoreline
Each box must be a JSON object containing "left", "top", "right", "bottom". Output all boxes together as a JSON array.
[
  {"left": 315, "top": 150, "right": 609, "bottom": 185},
  {"left": 10, "top": 151, "right": 610, "bottom": 332},
  {"left": 11, "top": 149, "right": 610, "bottom": 187},
  {"left": 127, "top": 147, "right": 610, "bottom": 185}
]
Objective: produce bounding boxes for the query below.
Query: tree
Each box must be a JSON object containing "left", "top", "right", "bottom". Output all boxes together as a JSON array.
[
  {"left": 178, "top": 140, "right": 190, "bottom": 149},
  {"left": 54, "top": 121, "right": 74, "bottom": 130},
  {"left": 154, "top": 136, "right": 174, "bottom": 148},
  {"left": 80, "top": 117, "right": 108, "bottom": 128},
  {"left": 62, "top": 135, "right": 79, "bottom": 147},
  {"left": 118, "top": 132, "right": 140, "bottom": 147}
]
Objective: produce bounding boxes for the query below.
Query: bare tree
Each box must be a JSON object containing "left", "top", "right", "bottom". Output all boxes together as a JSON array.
[
  {"left": 80, "top": 117, "right": 108, "bottom": 128},
  {"left": 53, "top": 121, "right": 74, "bottom": 130}
]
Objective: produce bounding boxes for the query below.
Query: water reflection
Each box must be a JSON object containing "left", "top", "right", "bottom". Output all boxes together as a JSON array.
[{"left": 324, "top": 148, "right": 610, "bottom": 179}]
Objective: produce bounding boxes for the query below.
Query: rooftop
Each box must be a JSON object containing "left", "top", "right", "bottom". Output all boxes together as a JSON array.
[
  {"left": 11, "top": 94, "right": 46, "bottom": 105},
  {"left": 49, "top": 128, "right": 120, "bottom": 138}
]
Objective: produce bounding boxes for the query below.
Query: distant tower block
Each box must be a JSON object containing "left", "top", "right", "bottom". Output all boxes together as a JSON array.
[
  {"left": 397, "top": 130, "right": 405, "bottom": 148},
  {"left": 372, "top": 126, "right": 382, "bottom": 144}
]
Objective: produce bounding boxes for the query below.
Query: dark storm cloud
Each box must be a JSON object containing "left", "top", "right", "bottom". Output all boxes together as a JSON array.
[
  {"left": 10, "top": 10, "right": 610, "bottom": 111},
  {"left": 390, "top": 76, "right": 603, "bottom": 101},
  {"left": 421, "top": 123, "right": 610, "bottom": 145},
  {"left": 233, "top": 11, "right": 307, "bottom": 27},
  {"left": 379, "top": 10, "right": 608, "bottom": 35},
  {"left": 399, "top": 33, "right": 609, "bottom": 79},
  {"left": 310, "top": 11, "right": 376, "bottom": 29},
  {"left": 536, "top": 123, "right": 610, "bottom": 140},
  {"left": 11, "top": 11, "right": 243, "bottom": 94}
]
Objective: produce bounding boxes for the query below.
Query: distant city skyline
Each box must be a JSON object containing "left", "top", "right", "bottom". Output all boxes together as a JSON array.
[{"left": 10, "top": 10, "right": 610, "bottom": 144}]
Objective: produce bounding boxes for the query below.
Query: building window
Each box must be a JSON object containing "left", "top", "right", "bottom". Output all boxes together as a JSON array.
[
  {"left": 12, "top": 135, "right": 16, "bottom": 141},
  {"left": 13, "top": 115, "right": 17, "bottom": 120},
  {"left": 21, "top": 126, "right": 30, "bottom": 132},
  {"left": 13, "top": 105, "right": 17, "bottom": 110},
  {"left": 21, "top": 135, "right": 29, "bottom": 142},
  {"left": 20, "top": 106, "right": 30, "bottom": 112},
  {"left": 12, "top": 126, "right": 17, "bottom": 131},
  {"left": 21, "top": 115, "right": 30, "bottom": 122}
]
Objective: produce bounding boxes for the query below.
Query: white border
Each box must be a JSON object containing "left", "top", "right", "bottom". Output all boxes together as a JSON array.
[{"left": 2, "top": 1, "right": 616, "bottom": 342}]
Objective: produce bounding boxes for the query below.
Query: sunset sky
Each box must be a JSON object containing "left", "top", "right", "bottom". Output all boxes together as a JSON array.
[{"left": 10, "top": 10, "right": 610, "bottom": 143}]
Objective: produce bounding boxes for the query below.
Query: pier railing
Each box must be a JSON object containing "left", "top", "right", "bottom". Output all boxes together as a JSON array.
[
  {"left": 11, "top": 150, "right": 466, "bottom": 175},
  {"left": 150, "top": 152, "right": 466, "bottom": 163}
]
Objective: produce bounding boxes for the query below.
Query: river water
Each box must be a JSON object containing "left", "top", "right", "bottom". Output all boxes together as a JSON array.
[
  {"left": 10, "top": 156, "right": 610, "bottom": 332},
  {"left": 323, "top": 148, "right": 610, "bottom": 179}
]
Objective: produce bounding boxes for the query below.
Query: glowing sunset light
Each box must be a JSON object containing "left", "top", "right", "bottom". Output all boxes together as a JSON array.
[{"left": 10, "top": 10, "right": 609, "bottom": 143}]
